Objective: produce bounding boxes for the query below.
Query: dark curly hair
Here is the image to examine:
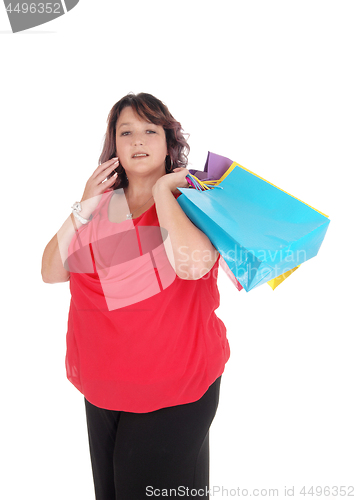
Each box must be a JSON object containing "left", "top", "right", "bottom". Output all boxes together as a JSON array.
[{"left": 99, "top": 92, "right": 190, "bottom": 190}]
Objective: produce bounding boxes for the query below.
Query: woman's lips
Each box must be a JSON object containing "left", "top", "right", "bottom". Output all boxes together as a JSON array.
[{"left": 132, "top": 153, "right": 149, "bottom": 158}]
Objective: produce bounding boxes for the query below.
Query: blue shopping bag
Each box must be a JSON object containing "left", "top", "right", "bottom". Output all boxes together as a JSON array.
[{"left": 179, "top": 159, "right": 330, "bottom": 292}]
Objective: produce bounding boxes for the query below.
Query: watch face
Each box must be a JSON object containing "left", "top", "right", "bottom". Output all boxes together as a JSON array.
[{"left": 72, "top": 202, "right": 81, "bottom": 212}]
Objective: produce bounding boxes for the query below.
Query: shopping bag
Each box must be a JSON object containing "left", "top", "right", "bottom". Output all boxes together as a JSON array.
[
  {"left": 181, "top": 155, "right": 330, "bottom": 292},
  {"left": 189, "top": 151, "right": 233, "bottom": 181},
  {"left": 267, "top": 265, "right": 300, "bottom": 290},
  {"left": 189, "top": 152, "right": 302, "bottom": 290}
]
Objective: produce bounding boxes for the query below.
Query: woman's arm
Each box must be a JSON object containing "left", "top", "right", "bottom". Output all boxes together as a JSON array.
[
  {"left": 152, "top": 169, "right": 219, "bottom": 280},
  {"left": 41, "top": 212, "right": 88, "bottom": 284},
  {"left": 42, "top": 158, "right": 119, "bottom": 284}
]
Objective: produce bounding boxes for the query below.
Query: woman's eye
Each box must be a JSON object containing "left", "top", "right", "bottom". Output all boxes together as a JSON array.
[{"left": 120, "top": 130, "right": 155, "bottom": 136}]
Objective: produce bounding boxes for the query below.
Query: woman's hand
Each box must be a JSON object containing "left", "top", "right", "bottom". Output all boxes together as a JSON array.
[
  {"left": 79, "top": 158, "right": 119, "bottom": 217},
  {"left": 152, "top": 166, "right": 220, "bottom": 279},
  {"left": 152, "top": 167, "right": 190, "bottom": 197}
]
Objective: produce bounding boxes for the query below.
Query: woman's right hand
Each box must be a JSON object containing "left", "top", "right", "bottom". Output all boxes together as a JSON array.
[{"left": 79, "top": 157, "right": 119, "bottom": 218}]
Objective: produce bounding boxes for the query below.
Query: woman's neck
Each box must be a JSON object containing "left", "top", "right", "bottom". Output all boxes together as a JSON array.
[
  {"left": 123, "top": 185, "right": 153, "bottom": 203},
  {"left": 124, "top": 164, "right": 167, "bottom": 201}
]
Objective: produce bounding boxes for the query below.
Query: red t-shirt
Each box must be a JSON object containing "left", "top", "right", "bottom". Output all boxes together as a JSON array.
[{"left": 65, "top": 189, "right": 230, "bottom": 412}]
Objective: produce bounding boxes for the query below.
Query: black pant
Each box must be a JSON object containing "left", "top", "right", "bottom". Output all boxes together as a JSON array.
[{"left": 84, "top": 376, "right": 222, "bottom": 500}]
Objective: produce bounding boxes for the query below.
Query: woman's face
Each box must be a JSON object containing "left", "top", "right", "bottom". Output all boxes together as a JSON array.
[{"left": 115, "top": 106, "right": 168, "bottom": 179}]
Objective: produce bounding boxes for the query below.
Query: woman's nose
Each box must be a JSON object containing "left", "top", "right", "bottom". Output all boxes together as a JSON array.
[{"left": 132, "top": 133, "right": 144, "bottom": 146}]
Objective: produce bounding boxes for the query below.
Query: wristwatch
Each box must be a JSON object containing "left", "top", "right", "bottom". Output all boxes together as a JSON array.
[{"left": 71, "top": 202, "right": 93, "bottom": 224}]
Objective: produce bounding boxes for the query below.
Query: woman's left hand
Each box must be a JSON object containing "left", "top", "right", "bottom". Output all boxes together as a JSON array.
[{"left": 153, "top": 167, "right": 190, "bottom": 196}]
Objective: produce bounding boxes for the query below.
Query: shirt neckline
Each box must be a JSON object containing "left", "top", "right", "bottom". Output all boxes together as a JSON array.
[{"left": 106, "top": 190, "right": 155, "bottom": 224}]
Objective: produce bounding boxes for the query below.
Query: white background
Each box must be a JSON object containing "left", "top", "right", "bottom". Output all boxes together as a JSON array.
[{"left": 1, "top": 1, "right": 355, "bottom": 499}]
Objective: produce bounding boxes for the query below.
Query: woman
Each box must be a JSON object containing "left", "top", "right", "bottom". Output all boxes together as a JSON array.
[{"left": 41, "top": 93, "right": 230, "bottom": 499}]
